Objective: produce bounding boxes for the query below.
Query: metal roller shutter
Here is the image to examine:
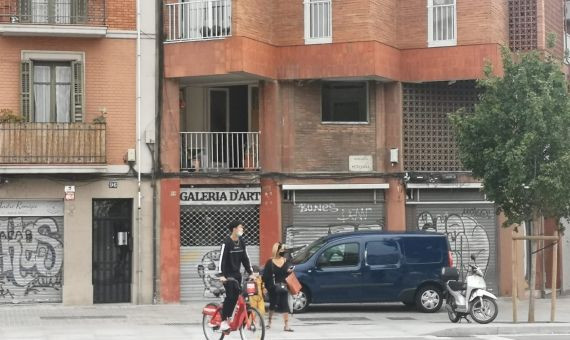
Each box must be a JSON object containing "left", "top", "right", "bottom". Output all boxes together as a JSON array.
[
  {"left": 0, "top": 200, "right": 64, "bottom": 304},
  {"left": 283, "top": 190, "right": 385, "bottom": 248},
  {"left": 406, "top": 202, "right": 498, "bottom": 294},
  {"left": 180, "top": 204, "right": 260, "bottom": 302}
]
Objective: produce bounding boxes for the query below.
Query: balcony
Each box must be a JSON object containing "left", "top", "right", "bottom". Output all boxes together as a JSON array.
[
  {"left": 165, "top": 0, "right": 231, "bottom": 42},
  {"left": 180, "top": 132, "right": 259, "bottom": 172},
  {"left": 0, "top": 122, "right": 106, "bottom": 164},
  {"left": 0, "top": 0, "right": 106, "bottom": 37}
]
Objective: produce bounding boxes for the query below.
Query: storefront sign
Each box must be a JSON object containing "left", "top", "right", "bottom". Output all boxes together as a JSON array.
[
  {"left": 349, "top": 155, "right": 373, "bottom": 172},
  {"left": 180, "top": 187, "right": 261, "bottom": 205},
  {"left": 0, "top": 200, "right": 64, "bottom": 217}
]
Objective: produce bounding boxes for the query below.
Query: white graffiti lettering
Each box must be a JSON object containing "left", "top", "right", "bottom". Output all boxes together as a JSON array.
[{"left": 0, "top": 217, "right": 63, "bottom": 300}]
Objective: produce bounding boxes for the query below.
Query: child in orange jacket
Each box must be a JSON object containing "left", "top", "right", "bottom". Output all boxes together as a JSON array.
[{"left": 249, "top": 265, "right": 266, "bottom": 315}]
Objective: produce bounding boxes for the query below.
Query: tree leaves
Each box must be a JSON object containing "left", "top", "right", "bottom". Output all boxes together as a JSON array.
[{"left": 451, "top": 47, "right": 570, "bottom": 226}]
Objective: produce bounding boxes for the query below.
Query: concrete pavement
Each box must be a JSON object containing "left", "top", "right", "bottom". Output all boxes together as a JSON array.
[{"left": 0, "top": 297, "right": 568, "bottom": 339}]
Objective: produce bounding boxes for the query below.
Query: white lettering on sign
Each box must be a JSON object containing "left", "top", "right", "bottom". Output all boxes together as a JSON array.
[
  {"left": 0, "top": 200, "right": 63, "bottom": 217},
  {"left": 296, "top": 203, "right": 374, "bottom": 222},
  {"left": 180, "top": 187, "right": 261, "bottom": 205},
  {"left": 349, "top": 155, "right": 373, "bottom": 172}
]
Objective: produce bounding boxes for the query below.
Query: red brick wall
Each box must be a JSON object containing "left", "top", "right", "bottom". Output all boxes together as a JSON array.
[
  {"left": 0, "top": 37, "right": 136, "bottom": 165},
  {"left": 234, "top": 0, "right": 273, "bottom": 45},
  {"left": 272, "top": 0, "right": 304, "bottom": 45},
  {"left": 371, "top": 0, "right": 398, "bottom": 47},
  {"left": 543, "top": 0, "right": 565, "bottom": 58},
  {"left": 106, "top": 0, "right": 136, "bottom": 30},
  {"left": 398, "top": 0, "right": 504, "bottom": 49},
  {"left": 292, "top": 82, "right": 378, "bottom": 172},
  {"left": 491, "top": 0, "right": 509, "bottom": 46}
]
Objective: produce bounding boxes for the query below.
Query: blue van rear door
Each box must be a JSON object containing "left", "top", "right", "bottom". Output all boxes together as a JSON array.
[{"left": 361, "top": 239, "right": 403, "bottom": 301}]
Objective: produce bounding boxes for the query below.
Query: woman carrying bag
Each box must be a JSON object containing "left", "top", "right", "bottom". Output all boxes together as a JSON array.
[{"left": 262, "top": 242, "right": 294, "bottom": 332}]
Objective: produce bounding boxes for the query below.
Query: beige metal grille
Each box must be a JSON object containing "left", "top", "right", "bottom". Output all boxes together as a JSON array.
[
  {"left": 403, "top": 81, "right": 477, "bottom": 172},
  {"left": 509, "top": 0, "right": 538, "bottom": 51},
  {"left": 180, "top": 205, "right": 260, "bottom": 246}
]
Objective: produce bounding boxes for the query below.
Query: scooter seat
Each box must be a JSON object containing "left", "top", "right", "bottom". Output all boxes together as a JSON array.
[{"left": 448, "top": 280, "right": 466, "bottom": 291}]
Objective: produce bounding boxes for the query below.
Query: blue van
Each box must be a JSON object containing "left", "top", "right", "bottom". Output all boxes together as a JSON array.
[{"left": 290, "top": 231, "right": 453, "bottom": 313}]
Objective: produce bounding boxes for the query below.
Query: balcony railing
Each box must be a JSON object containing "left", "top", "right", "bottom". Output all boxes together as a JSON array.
[
  {"left": 0, "top": 0, "right": 105, "bottom": 26},
  {"left": 180, "top": 132, "right": 259, "bottom": 172},
  {"left": 165, "top": 0, "right": 231, "bottom": 42},
  {"left": 0, "top": 122, "right": 106, "bottom": 164}
]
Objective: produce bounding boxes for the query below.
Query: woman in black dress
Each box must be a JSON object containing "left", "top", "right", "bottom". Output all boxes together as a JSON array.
[{"left": 262, "top": 242, "right": 294, "bottom": 332}]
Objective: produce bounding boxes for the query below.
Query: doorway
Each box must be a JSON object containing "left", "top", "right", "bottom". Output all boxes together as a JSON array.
[{"left": 92, "top": 199, "right": 133, "bottom": 303}]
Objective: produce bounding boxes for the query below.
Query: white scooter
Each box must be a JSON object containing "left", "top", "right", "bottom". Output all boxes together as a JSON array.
[{"left": 441, "top": 253, "right": 498, "bottom": 324}]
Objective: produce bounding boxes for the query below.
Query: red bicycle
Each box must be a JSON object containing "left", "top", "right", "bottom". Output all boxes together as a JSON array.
[{"left": 202, "top": 277, "right": 265, "bottom": 340}]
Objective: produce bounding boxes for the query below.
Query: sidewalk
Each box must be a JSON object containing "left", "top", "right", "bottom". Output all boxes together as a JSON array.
[{"left": 0, "top": 297, "right": 567, "bottom": 339}]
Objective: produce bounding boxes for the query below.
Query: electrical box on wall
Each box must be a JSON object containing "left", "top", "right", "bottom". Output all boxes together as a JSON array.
[
  {"left": 390, "top": 148, "right": 399, "bottom": 164},
  {"left": 127, "top": 149, "right": 136, "bottom": 162}
]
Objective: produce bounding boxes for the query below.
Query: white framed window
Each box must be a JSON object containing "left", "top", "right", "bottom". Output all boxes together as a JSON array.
[
  {"left": 304, "top": 0, "right": 332, "bottom": 45},
  {"left": 427, "top": 0, "right": 457, "bottom": 47}
]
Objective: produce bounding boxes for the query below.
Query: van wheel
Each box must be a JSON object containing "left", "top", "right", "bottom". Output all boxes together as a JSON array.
[
  {"left": 416, "top": 285, "right": 443, "bottom": 313},
  {"left": 292, "top": 287, "right": 310, "bottom": 313}
]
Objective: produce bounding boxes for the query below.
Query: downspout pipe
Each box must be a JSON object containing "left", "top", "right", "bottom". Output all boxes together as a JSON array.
[{"left": 136, "top": 0, "right": 143, "bottom": 304}]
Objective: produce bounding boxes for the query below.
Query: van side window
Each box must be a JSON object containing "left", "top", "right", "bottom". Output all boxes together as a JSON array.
[
  {"left": 318, "top": 243, "right": 360, "bottom": 267},
  {"left": 403, "top": 238, "right": 443, "bottom": 264},
  {"left": 366, "top": 240, "right": 400, "bottom": 265}
]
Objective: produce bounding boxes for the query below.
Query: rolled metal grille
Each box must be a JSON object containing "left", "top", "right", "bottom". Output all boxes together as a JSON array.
[
  {"left": 508, "top": 0, "right": 538, "bottom": 51},
  {"left": 180, "top": 205, "right": 260, "bottom": 246},
  {"left": 403, "top": 81, "right": 477, "bottom": 172}
]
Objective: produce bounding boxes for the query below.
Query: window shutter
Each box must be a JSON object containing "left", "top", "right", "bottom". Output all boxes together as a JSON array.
[
  {"left": 73, "top": 0, "right": 88, "bottom": 24},
  {"left": 20, "top": 60, "right": 33, "bottom": 122},
  {"left": 71, "top": 61, "right": 84, "bottom": 122},
  {"left": 19, "top": 0, "right": 32, "bottom": 23}
]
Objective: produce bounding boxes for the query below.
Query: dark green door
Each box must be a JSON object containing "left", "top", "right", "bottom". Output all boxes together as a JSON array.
[{"left": 92, "top": 199, "right": 132, "bottom": 303}]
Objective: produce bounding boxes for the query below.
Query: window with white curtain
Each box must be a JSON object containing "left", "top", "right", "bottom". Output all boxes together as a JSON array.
[
  {"left": 33, "top": 63, "right": 72, "bottom": 122},
  {"left": 428, "top": 0, "right": 457, "bottom": 47},
  {"left": 30, "top": 0, "right": 73, "bottom": 24}
]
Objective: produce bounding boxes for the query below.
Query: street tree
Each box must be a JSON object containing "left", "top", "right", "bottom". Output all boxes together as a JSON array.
[{"left": 450, "top": 43, "right": 570, "bottom": 322}]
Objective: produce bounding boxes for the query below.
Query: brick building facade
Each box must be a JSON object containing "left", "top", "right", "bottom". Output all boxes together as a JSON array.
[
  {"left": 159, "top": 0, "right": 567, "bottom": 303},
  {"left": 0, "top": 1, "right": 157, "bottom": 305}
]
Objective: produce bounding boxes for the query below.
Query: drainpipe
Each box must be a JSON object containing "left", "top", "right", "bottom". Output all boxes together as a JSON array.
[{"left": 136, "top": 0, "right": 143, "bottom": 304}]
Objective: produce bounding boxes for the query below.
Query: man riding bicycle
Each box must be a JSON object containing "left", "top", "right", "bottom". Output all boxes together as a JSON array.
[{"left": 213, "top": 220, "right": 254, "bottom": 331}]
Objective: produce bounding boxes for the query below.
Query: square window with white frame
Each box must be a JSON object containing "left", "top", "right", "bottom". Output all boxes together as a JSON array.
[
  {"left": 321, "top": 81, "right": 368, "bottom": 123},
  {"left": 428, "top": 0, "right": 457, "bottom": 47}
]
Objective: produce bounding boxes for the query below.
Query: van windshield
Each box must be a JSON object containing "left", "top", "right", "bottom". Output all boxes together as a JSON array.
[{"left": 291, "top": 238, "right": 327, "bottom": 264}]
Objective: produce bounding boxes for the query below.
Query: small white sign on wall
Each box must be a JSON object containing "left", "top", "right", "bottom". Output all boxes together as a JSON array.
[{"left": 349, "top": 155, "right": 373, "bottom": 172}]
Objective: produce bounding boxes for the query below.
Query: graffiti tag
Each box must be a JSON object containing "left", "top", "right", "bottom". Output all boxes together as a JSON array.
[{"left": 297, "top": 203, "right": 374, "bottom": 222}]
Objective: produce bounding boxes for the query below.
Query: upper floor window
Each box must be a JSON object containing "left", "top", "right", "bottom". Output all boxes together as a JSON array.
[
  {"left": 21, "top": 52, "right": 84, "bottom": 123},
  {"left": 304, "top": 0, "right": 332, "bottom": 44},
  {"left": 428, "top": 0, "right": 456, "bottom": 47},
  {"left": 19, "top": 0, "right": 87, "bottom": 25},
  {"left": 322, "top": 81, "right": 368, "bottom": 123}
]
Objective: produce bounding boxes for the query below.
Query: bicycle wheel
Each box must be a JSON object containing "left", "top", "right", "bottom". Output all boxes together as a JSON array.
[
  {"left": 239, "top": 306, "right": 265, "bottom": 340},
  {"left": 202, "top": 303, "right": 223, "bottom": 340}
]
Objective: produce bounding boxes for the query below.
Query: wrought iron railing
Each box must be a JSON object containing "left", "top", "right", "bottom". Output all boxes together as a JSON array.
[
  {"left": 180, "top": 132, "right": 259, "bottom": 172},
  {"left": 0, "top": 122, "right": 106, "bottom": 164},
  {"left": 0, "top": 0, "right": 105, "bottom": 26},
  {"left": 165, "top": 0, "right": 231, "bottom": 42}
]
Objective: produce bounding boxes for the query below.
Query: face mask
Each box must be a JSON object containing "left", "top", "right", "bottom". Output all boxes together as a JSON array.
[
  {"left": 279, "top": 251, "right": 285, "bottom": 256},
  {"left": 237, "top": 230, "right": 244, "bottom": 237}
]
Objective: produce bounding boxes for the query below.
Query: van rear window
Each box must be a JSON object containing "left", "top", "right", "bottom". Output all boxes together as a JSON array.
[{"left": 402, "top": 237, "right": 443, "bottom": 264}]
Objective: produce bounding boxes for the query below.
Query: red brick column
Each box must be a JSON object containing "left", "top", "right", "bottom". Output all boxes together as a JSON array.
[
  {"left": 259, "top": 178, "right": 282, "bottom": 264},
  {"left": 160, "top": 178, "right": 181, "bottom": 303}
]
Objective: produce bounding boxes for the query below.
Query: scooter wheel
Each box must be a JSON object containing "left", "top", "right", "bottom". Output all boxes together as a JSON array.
[{"left": 469, "top": 296, "right": 498, "bottom": 324}]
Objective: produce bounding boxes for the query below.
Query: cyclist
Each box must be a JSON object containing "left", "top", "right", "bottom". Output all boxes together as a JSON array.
[{"left": 213, "top": 220, "right": 254, "bottom": 331}]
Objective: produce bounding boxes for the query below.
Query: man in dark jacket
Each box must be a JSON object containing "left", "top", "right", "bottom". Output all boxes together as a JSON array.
[{"left": 215, "top": 220, "right": 253, "bottom": 331}]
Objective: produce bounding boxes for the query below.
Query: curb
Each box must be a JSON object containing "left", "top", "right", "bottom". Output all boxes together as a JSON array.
[{"left": 429, "top": 324, "right": 570, "bottom": 337}]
